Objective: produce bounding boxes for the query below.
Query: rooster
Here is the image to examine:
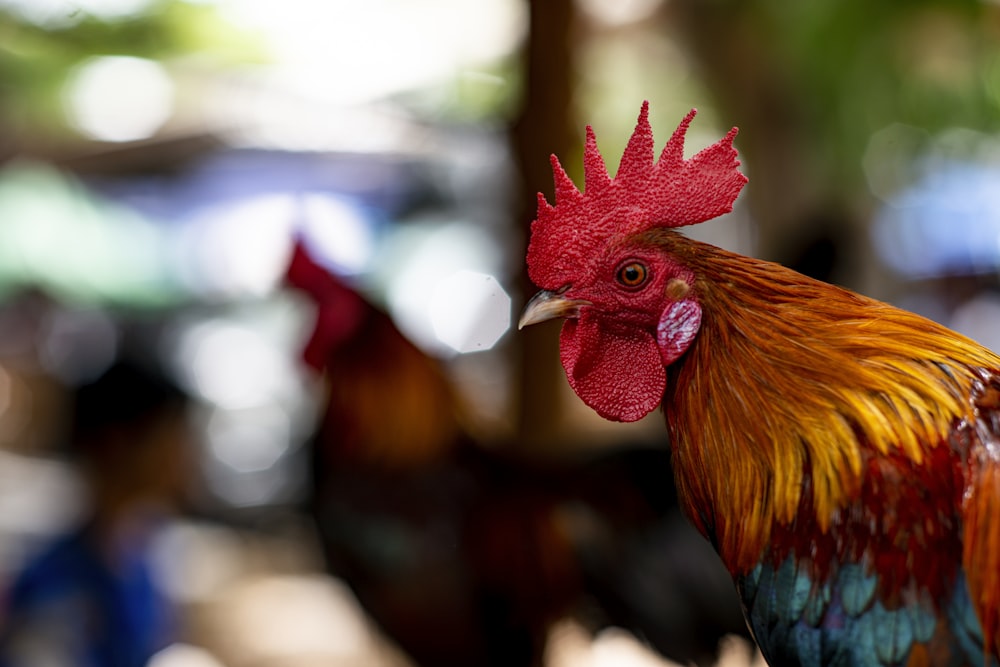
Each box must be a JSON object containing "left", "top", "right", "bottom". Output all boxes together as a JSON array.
[{"left": 518, "top": 102, "right": 1000, "bottom": 667}]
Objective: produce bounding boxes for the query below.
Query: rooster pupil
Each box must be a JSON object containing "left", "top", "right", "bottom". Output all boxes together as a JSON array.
[{"left": 618, "top": 262, "right": 648, "bottom": 288}]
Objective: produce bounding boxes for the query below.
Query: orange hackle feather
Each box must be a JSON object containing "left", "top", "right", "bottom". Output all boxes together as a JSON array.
[
  {"left": 319, "top": 318, "right": 463, "bottom": 468},
  {"left": 658, "top": 232, "right": 994, "bottom": 550},
  {"left": 656, "top": 230, "right": 1000, "bottom": 656}
]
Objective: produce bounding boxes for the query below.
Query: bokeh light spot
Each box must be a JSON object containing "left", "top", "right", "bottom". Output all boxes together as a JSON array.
[
  {"left": 64, "top": 56, "right": 174, "bottom": 142},
  {"left": 176, "top": 321, "right": 289, "bottom": 410},
  {"left": 429, "top": 270, "right": 511, "bottom": 353},
  {"left": 148, "top": 643, "right": 225, "bottom": 667},
  {"left": 205, "top": 407, "right": 292, "bottom": 473}
]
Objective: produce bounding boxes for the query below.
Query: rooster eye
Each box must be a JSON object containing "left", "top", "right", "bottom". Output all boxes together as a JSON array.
[{"left": 616, "top": 261, "right": 649, "bottom": 288}]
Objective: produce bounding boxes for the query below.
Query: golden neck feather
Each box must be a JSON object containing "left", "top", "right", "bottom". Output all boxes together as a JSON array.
[{"left": 657, "top": 233, "right": 1000, "bottom": 573}]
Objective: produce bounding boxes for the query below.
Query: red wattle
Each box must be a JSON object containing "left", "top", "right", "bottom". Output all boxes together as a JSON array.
[{"left": 559, "top": 313, "right": 665, "bottom": 422}]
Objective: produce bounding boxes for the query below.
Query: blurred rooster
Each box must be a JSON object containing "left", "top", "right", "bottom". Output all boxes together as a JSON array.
[
  {"left": 519, "top": 102, "right": 1000, "bottom": 667},
  {"left": 286, "top": 241, "right": 748, "bottom": 667}
]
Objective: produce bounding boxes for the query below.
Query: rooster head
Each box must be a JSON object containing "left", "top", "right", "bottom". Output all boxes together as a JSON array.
[{"left": 519, "top": 102, "right": 747, "bottom": 422}]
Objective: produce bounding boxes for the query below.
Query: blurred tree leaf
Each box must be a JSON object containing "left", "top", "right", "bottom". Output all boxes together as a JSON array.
[{"left": 0, "top": 0, "right": 268, "bottom": 148}]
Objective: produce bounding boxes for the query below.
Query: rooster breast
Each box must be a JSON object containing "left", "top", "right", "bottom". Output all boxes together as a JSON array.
[{"left": 734, "top": 369, "right": 1000, "bottom": 667}]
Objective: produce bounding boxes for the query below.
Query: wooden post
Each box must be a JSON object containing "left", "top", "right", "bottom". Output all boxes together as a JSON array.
[{"left": 511, "top": 0, "right": 578, "bottom": 447}]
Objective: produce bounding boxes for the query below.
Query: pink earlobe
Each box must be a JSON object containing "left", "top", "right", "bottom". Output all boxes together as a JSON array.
[{"left": 657, "top": 300, "right": 702, "bottom": 365}]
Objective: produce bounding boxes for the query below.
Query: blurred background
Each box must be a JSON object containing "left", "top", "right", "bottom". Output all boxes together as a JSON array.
[{"left": 1, "top": 0, "right": 1000, "bottom": 666}]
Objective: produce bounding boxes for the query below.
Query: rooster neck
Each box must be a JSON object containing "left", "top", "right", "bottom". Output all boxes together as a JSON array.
[{"left": 655, "top": 235, "right": 1000, "bottom": 578}]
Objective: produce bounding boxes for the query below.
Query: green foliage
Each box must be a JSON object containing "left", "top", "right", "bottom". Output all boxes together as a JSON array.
[
  {"left": 0, "top": 0, "right": 267, "bottom": 138},
  {"left": 750, "top": 0, "right": 1000, "bottom": 187}
]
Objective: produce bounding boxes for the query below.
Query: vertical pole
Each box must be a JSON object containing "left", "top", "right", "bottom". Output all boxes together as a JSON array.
[{"left": 511, "top": 0, "right": 578, "bottom": 447}]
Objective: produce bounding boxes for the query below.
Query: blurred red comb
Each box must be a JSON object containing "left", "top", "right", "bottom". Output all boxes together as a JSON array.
[{"left": 285, "top": 239, "right": 367, "bottom": 371}]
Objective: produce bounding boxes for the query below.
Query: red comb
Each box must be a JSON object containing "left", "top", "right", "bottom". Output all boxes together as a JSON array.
[
  {"left": 285, "top": 239, "right": 367, "bottom": 371},
  {"left": 527, "top": 102, "right": 747, "bottom": 289}
]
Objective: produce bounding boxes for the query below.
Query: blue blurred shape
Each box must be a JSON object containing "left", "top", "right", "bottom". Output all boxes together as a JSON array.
[{"left": 873, "top": 160, "right": 1000, "bottom": 278}]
